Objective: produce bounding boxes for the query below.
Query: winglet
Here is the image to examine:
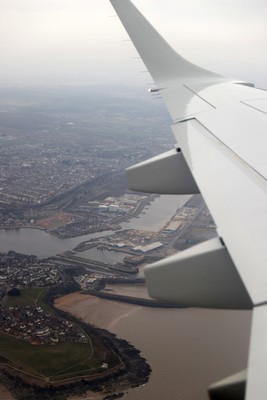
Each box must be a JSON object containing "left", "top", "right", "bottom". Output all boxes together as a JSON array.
[{"left": 110, "top": 0, "right": 223, "bottom": 86}]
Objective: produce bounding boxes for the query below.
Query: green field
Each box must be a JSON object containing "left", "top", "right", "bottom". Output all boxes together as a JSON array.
[
  {"left": 0, "top": 332, "right": 110, "bottom": 381},
  {"left": 2, "top": 288, "right": 120, "bottom": 382},
  {"left": 5, "top": 287, "right": 49, "bottom": 310}
]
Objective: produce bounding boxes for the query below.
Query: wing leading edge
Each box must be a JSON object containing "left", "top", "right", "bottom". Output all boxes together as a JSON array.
[
  {"left": 110, "top": 0, "right": 223, "bottom": 86},
  {"left": 109, "top": 1, "right": 267, "bottom": 399}
]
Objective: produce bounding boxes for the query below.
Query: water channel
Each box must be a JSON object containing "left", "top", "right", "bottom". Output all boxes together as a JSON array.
[{"left": 0, "top": 194, "right": 190, "bottom": 258}]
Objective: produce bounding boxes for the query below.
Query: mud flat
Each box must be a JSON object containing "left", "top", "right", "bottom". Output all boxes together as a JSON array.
[{"left": 55, "top": 292, "right": 141, "bottom": 331}]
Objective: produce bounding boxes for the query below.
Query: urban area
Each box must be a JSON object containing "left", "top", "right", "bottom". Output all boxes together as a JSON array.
[{"left": 0, "top": 86, "right": 216, "bottom": 400}]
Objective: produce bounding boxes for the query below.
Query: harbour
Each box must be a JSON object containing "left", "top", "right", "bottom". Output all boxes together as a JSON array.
[{"left": 0, "top": 195, "right": 190, "bottom": 258}]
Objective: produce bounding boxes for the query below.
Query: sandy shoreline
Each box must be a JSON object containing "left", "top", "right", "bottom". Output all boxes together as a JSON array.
[{"left": 55, "top": 292, "right": 142, "bottom": 331}]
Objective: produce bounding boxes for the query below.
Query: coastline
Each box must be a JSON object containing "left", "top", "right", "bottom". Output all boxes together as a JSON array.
[
  {"left": 55, "top": 292, "right": 142, "bottom": 331},
  {"left": 0, "top": 286, "right": 251, "bottom": 400},
  {"left": 52, "top": 293, "right": 141, "bottom": 400},
  {"left": 0, "top": 291, "right": 150, "bottom": 400},
  {"left": 55, "top": 292, "right": 252, "bottom": 400},
  {"left": 54, "top": 292, "right": 150, "bottom": 400}
]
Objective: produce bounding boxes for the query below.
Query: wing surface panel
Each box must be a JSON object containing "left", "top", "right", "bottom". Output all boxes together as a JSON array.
[
  {"left": 172, "top": 119, "right": 267, "bottom": 305},
  {"left": 185, "top": 81, "right": 267, "bottom": 108},
  {"left": 244, "top": 98, "right": 267, "bottom": 114},
  {"left": 197, "top": 105, "right": 267, "bottom": 179},
  {"left": 159, "top": 82, "right": 267, "bottom": 122},
  {"left": 157, "top": 85, "right": 214, "bottom": 122}
]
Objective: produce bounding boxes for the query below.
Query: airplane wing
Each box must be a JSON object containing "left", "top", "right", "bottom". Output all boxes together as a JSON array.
[{"left": 109, "top": 1, "right": 267, "bottom": 399}]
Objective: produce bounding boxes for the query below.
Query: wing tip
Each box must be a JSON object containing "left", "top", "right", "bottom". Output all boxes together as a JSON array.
[{"left": 109, "top": 0, "right": 223, "bottom": 85}]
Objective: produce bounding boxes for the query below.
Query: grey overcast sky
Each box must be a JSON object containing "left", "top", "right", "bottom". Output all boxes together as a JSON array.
[{"left": 1, "top": 0, "right": 267, "bottom": 88}]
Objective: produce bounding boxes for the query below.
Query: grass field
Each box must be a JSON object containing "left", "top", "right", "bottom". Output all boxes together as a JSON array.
[
  {"left": 2, "top": 288, "right": 120, "bottom": 382},
  {"left": 5, "top": 287, "right": 49, "bottom": 309},
  {"left": 0, "top": 332, "right": 109, "bottom": 381}
]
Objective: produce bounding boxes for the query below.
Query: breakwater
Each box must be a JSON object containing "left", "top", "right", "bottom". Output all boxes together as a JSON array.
[{"left": 86, "top": 290, "right": 186, "bottom": 309}]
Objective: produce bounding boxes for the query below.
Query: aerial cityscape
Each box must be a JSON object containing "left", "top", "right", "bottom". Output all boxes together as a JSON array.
[{"left": 0, "top": 85, "right": 249, "bottom": 400}]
